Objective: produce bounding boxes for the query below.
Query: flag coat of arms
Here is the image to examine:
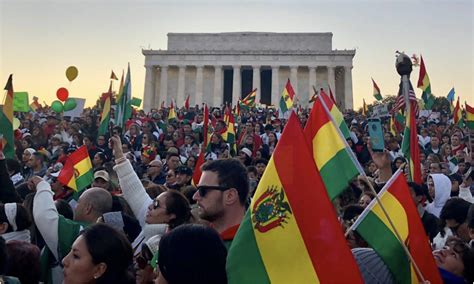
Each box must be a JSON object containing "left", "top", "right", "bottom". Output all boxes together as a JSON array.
[
  {"left": 227, "top": 112, "right": 363, "bottom": 284},
  {"left": 58, "top": 146, "right": 94, "bottom": 192}
]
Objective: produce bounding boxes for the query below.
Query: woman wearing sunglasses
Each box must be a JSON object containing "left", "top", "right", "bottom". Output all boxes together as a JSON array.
[{"left": 110, "top": 136, "right": 193, "bottom": 283}]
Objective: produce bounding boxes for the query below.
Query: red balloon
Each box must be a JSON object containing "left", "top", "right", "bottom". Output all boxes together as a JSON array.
[{"left": 56, "top": 87, "right": 69, "bottom": 102}]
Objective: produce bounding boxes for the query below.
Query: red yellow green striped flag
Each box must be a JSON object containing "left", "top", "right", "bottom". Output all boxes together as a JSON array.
[
  {"left": 417, "top": 55, "right": 435, "bottom": 109},
  {"left": 304, "top": 95, "right": 359, "bottom": 200},
  {"left": 465, "top": 102, "right": 474, "bottom": 129},
  {"left": 58, "top": 146, "right": 93, "bottom": 192},
  {"left": 0, "top": 75, "right": 14, "bottom": 158},
  {"left": 401, "top": 103, "right": 422, "bottom": 184},
  {"left": 222, "top": 106, "right": 236, "bottom": 153},
  {"left": 319, "top": 89, "right": 351, "bottom": 140},
  {"left": 351, "top": 170, "right": 442, "bottom": 284},
  {"left": 240, "top": 89, "right": 256, "bottom": 110},
  {"left": 279, "top": 79, "right": 295, "bottom": 113},
  {"left": 362, "top": 99, "right": 368, "bottom": 116},
  {"left": 168, "top": 100, "right": 176, "bottom": 121},
  {"left": 453, "top": 97, "right": 463, "bottom": 127},
  {"left": 227, "top": 112, "right": 364, "bottom": 284},
  {"left": 98, "top": 82, "right": 112, "bottom": 136},
  {"left": 372, "top": 78, "right": 383, "bottom": 101}
]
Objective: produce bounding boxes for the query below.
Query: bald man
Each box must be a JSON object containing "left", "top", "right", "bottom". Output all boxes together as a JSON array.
[
  {"left": 31, "top": 176, "right": 112, "bottom": 283},
  {"left": 146, "top": 159, "right": 165, "bottom": 185},
  {"left": 73, "top": 187, "right": 113, "bottom": 223}
]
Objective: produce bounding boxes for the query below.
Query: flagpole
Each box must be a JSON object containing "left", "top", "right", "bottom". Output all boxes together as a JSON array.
[{"left": 352, "top": 167, "right": 427, "bottom": 283}]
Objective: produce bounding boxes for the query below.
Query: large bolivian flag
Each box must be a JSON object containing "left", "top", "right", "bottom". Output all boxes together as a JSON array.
[
  {"left": 304, "top": 95, "right": 359, "bottom": 200},
  {"left": 58, "top": 146, "right": 94, "bottom": 192},
  {"left": 351, "top": 170, "right": 442, "bottom": 284},
  {"left": 227, "top": 112, "right": 363, "bottom": 284}
]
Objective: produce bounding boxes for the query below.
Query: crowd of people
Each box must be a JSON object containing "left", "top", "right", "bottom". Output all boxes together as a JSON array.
[{"left": 0, "top": 101, "right": 473, "bottom": 283}]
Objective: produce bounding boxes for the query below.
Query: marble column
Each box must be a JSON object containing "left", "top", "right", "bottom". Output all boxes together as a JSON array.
[
  {"left": 344, "top": 66, "right": 353, "bottom": 110},
  {"left": 327, "top": 66, "right": 336, "bottom": 96},
  {"left": 143, "top": 66, "right": 156, "bottom": 113},
  {"left": 252, "top": 65, "right": 261, "bottom": 104},
  {"left": 232, "top": 65, "right": 241, "bottom": 106},
  {"left": 177, "top": 65, "right": 186, "bottom": 107},
  {"left": 195, "top": 65, "right": 204, "bottom": 107},
  {"left": 308, "top": 66, "right": 317, "bottom": 106},
  {"left": 213, "top": 65, "right": 223, "bottom": 107},
  {"left": 290, "top": 66, "right": 298, "bottom": 96},
  {"left": 271, "top": 66, "right": 279, "bottom": 106},
  {"left": 159, "top": 65, "right": 168, "bottom": 105}
]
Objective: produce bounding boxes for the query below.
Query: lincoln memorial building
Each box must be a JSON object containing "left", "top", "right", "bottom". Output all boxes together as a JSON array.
[{"left": 142, "top": 32, "right": 355, "bottom": 112}]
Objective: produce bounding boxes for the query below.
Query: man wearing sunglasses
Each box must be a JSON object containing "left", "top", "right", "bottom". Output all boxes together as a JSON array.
[{"left": 193, "top": 159, "right": 248, "bottom": 249}]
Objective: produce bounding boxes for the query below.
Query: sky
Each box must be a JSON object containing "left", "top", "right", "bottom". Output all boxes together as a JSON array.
[{"left": 1, "top": 0, "right": 473, "bottom": 109}]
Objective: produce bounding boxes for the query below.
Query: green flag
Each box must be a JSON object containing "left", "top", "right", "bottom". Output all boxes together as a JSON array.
[
  {"left": 130, "top": 97, "right": 142, "bottom": 107},
  {"left": 13, "top": 92, "right": 30, "bottom": 112}
]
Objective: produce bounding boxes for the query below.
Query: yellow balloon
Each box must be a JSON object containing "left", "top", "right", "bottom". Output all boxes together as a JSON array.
[
  {"left": 66, "top": 66, "right": 78, "bottom": 82},
  {"left": 13, "top": 117, "right": 20, "bottom": 129}
]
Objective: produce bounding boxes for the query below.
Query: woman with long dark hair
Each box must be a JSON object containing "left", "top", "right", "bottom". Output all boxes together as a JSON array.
[{"left": 62, "top": 223, "right": 134, "bottom": 284}]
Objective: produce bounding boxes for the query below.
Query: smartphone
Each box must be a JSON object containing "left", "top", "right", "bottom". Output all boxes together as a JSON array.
[{"left": 368, "top": 118, "right": 385, "bottom": 152}]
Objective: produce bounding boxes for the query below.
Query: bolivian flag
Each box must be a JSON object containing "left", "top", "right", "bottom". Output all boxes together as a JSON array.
[
  {"left": 222, "top": 106, "right": 235, "bottom": 143},
  {"left": 0, "top": 75, "right": 14, "bottom": 158},
  {"left": 401, "top": 103, "right": 422, "bottom": 184},
  {"left": 417, "top": 55, "right": 435, "bottom": 109},
  {"left": 168, "top": 100, "right": 176, "bottom": 121},
  {"left": 227, "top": 112, "right": 364, "bottom": 284},
  {"left": 319, "top": 89, "right": 351, "bottom": 140},
  {"left": 58, "top": 146, "right": 94, "bottom": 192},
  {"left": 98, "top": 82, "right": 112, "bottom": 136},
  {"left": 351, "top": 170, "right": 442, "bottom": 284},
  {"left": 466, "top": 102, "right": 474, "bottom": 129},
  {"left": 191, "top": 151, "right": 205, "bottom": 186},
  {"left": 279, "top": 79, "right": 295, "bottom": 113},
  {"left": 362, "top": 99, "right": 368, "bottom": 116},
  {"left": 372, "top": 78, "right": 383, "bottom": 101},
  {"left": 222, "top": 106, "right": 236, "bottom": 154},
  {"left": 240, "top": 89, "right": 256, "bottom": 109},
  {"left": 304, "top": 94, "right": 359, "bottom": 200},
  {"left": 453, "top": 97, "right": 463, "bottom": 127}
]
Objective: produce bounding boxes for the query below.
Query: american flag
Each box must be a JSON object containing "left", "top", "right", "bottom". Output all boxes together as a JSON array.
[{"left": 391, "top": 79, "right": 419, "bottom": 117}]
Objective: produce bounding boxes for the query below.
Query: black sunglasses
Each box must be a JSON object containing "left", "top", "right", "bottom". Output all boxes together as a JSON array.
[{"left": 196, "top": 185, "right": 229, "bottom": 197}]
